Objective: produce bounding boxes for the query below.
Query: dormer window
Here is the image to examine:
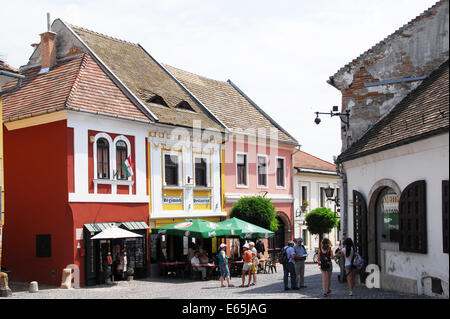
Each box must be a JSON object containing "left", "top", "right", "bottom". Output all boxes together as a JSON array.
[
  {"left": 147, "top": 95, "right": 169, "bottom": 107},
  {"left": 175, "top": 101, "right": 195, "bottom": 112}
]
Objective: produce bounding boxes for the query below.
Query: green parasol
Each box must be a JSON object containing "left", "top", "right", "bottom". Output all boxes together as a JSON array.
[
  {"left": 217, "top": 217, "right": 274, "bottom": 239},
  {"left": 151, "top": 218, "right": 242, "bottom": 238}
]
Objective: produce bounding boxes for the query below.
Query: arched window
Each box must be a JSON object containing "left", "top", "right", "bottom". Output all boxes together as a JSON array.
[
  {"left": 97, "top": 138, "right": 110, "bottom": 179},
  {"left": 116, "top": 140, "right": 128, "bottom": 180}
]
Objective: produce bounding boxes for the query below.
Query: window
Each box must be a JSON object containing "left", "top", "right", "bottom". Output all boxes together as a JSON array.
[
  {"left": 399, "top": 180, "right": 427, "bottom": 254},
  {"left": 175, "top": 101, "right": 195, "bottom": 112},
  {"left": 236, "top": 153, "right": 247, "bottom": 186},
  {"left": 116, "top": 140, "right": 128, "bottom": 180},
  {"left": 97, "top": 138, "right": 109, "bottom": 179},
  {"left": 195, "top": 157, "right": 207, "bottom": 187},
  {"left": 301, "top": 186, "right": 308, "bottom": 203},
  {"left": 302, "top": 229, "right": 308, "bottom": 246},
  {"left": 443, "top": 180, "right": 449, "bottom": 254},
  {"left": 36, "top": 234, "right": 51, "bottom": 258},
  {"left": 320, "top": 187, "right": 326, "bottom": 207},
  {"left": 164, "top": 154, "right": 179, "bottom": 186},
  {"left": 257, "top": 156, "right": 268, "bottom": 187},
  {"left": 276, "top": 158, "right": 285, "bottom": 187},
  {"left": 147, "top": 95, "right": 169, "bottom": 107}
]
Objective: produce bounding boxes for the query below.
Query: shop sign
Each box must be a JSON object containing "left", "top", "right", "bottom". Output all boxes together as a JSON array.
[
  {"left": 382, "top": 193, "right": 399, "bottom": 230},
  {"left": 163, "top": 196, "right": 183, "bottom": 205},
  {"left": 194, "top": 197, "right": 211, "bottom": 205}
]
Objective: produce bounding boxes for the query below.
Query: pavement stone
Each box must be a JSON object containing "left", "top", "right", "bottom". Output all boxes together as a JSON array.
[{"left": 5, "top": 262, "right": 435, "bottom": 299}]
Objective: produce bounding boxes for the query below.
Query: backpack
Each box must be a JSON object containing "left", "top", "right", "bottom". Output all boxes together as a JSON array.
[
  {"left": 279, "top": 246, "right": 289, "bottom": 264},
  {"left": 319, "top": 249, "right": 331, "bottom": 270},
  {"left": 351, "top": 249, "right": 364, "bottom": 270}
]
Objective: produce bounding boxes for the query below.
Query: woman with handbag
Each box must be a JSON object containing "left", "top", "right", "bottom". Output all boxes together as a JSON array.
[
  {"left": 340, "top": 237, "right": 356, "bottom": 296},
  {"left": 318, "top": 238, "right": 334, "bottom": 297}
]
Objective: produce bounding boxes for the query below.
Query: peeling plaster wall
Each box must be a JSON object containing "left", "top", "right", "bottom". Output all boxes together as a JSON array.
[
  {"left": 332, "top": 1, "right": 449, "bottom": 151},
  {"left": 343, "top": 133, "right": 449, "bottom": 297}
]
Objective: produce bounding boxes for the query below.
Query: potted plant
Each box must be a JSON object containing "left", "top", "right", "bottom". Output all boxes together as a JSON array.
[
  {"left": 301, "top": 200, "right": 309, "bottom": 212},
  {"left": 126, "top": 267, "right": 134, "bottom": 281}
]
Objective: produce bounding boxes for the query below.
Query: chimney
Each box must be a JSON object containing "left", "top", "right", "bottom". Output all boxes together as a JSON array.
[{"left": 39, "top": 13, "right": 56, "bottom": 73}]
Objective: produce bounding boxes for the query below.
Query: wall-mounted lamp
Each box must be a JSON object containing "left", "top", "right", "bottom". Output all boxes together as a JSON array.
[{"left": 314, "top": 106, "right": 350, "bottom": 131}]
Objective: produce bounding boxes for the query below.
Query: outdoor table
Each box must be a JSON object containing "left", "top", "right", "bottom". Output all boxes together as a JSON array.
[
  {"left": 199, "top": 263, "right": 217, "bottom": 279},
  {"left": 160, "top": 261, "right": 186, "bottom": 278}
]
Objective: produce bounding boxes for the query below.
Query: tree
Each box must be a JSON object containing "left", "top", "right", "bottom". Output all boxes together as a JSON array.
[
  {"left": 229, "top": 196, "right": 278, "bottom": 232},
  {"left": 305, "top": 207, "right": 338, "bottom": 244}
]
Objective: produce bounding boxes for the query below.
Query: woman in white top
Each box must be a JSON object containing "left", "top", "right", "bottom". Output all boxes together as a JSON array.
[{"left": 340, "top": 238, "right": 356, "bottom": 296}]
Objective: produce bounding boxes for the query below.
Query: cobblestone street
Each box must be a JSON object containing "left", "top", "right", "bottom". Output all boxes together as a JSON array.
[{"left": 6, "top": 262, "right": 433, "bottom": 299}]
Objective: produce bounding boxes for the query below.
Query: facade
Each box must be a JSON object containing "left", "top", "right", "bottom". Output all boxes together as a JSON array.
[
  {"left": 2, "top": 20, "right": 225, "bottom": 286},
  {"left": 328, "top": 0, "right": 449, "bottom": 297},
  {"left": 165, "top": 66, "right": 299, "bottom": 256},
  {"left": 0, "top": 60, "right": 23, "bottom": 273},
  {"left": 293, "top": 151, "right": 340, "bottom": 252}
]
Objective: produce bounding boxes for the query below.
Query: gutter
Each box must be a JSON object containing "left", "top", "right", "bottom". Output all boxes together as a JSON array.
[{"left": 0, "top": 71, "right": 25, "bottom": 96}]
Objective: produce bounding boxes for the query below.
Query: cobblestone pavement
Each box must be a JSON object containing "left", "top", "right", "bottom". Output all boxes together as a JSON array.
[{"left": 6, "top": 262, "right": 434, "bottom": 299}]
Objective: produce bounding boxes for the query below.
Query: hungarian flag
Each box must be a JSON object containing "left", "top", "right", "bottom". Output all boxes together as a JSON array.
[{"left": 122, "top": 156, "right": 134, "bottom": 178}]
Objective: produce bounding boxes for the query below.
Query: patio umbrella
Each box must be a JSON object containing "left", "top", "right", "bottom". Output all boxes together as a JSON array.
[
  {"left": 91, "top": 225, "right": 143, "bottom": 240},
  {"left": 151, "top": 219, "right": 241, "bottom": 238},
  {"left": 217, "top": 217, "right": 274, "bottom": 239}
]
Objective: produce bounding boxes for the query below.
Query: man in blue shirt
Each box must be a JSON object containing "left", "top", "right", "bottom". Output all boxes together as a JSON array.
[
  {"left": 282, "top": 241, "right": 298, "bottom": 290},
  {"left": 294, "top": 238, "right": 308, "bottom": 288}
]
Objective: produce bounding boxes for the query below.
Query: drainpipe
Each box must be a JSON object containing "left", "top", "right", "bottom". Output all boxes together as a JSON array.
[
  {"left": 336, "top": 162, "right": 348, "bottom": 283},
  {"left": 0, "top": 71, "right": 25, "bottom": 96},
  {"left": 291, "top": 145, "right": 301, "bottom": 239}
]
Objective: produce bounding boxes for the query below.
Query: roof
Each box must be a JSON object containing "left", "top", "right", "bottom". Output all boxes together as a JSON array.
[
  {"left": 329, "top": 0, "right": 447, "bottom": 82},
  {"left": 164, "top": 64, "right": 298, "bottom": 144},
  {"left": 2, "top": 53, "right": 152, "bottom": 123},
  {"left": 0, "top": 60, "right": 19, "bottom": 74},
  {"left": 69, "top": 24, "right": 224, "bottom": 131},
  {"left": 294, "top": 150, "right": 336, "bottom": 172},
  {"left": 338, "top": 60, "right": 449, "bottom": 163}
]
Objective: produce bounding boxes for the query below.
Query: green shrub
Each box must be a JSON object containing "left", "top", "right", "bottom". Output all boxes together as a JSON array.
[
  {"left": 230, "top": 196, "right": 278, "bottom": 231},
  {"left": 305, "top": 207, "right": 338, "bottom": 240}
]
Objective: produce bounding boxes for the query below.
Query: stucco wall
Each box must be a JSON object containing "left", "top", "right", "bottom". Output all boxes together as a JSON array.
[{"left": 343, "top": 133, "right": 449, "bottom": 297}]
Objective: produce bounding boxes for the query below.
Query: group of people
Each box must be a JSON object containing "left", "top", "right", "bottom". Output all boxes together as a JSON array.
[{"left": 282, "top": 237, "right": 359, "bottom": 297}]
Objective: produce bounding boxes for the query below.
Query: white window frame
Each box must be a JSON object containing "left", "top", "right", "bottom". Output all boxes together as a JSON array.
[
  {"left": 193, "top": 154, "right": 210, "bottom": 188},
  {"left": 275, "top": 156, "right": 286, "bottom": 189},
  {"left": 235, "top": 152, "right": 248, "bottom": 188},
  {"left": 93, "top": 133, "right": 114, "bottom": 181},
  {"left": 113, "top": 135, "right": 132, "bottom": 181},
  {"left": 257, "top": 154, "right": 269, "bottom": 189},
  {"left": 163, "top": 151, "right": 182, "bottom": 187}
]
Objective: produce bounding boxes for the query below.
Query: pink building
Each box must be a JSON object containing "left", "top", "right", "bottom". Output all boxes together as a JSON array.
[{"left": 166, "top": 66, "right": 299, "bottom": 254}]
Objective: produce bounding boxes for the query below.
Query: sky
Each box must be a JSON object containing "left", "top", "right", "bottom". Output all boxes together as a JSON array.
[{"left": 0, "top": 0, "right": 439, "bottom": 163}]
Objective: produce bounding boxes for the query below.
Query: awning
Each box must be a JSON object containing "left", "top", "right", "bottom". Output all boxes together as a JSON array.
[
  {"left": 91, "top": 226, "right": 143, "bottom": 240},
  {"left": 84, "top": 221, "right": 149, "bottom": 233}
]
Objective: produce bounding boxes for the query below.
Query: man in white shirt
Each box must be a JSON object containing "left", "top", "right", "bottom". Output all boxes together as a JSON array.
[{"left": 191, "top": 251, "right": 207, "bottom": 280}]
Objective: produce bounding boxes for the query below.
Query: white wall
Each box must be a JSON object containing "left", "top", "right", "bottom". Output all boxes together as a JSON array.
[
  {"left": 343, "top": 133, "right": 449, "bottom": 297},
  {"left": 293, "top": 172, "right": 340, "bottom": 251}
]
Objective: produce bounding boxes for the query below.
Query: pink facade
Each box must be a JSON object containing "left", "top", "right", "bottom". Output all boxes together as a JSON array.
[{"left": 224, "top": 135, "right": 296, "bottom": 249}]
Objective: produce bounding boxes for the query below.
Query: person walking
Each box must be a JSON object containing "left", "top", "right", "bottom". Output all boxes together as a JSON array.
[
  {"left": 249, "top": 242, "right": 258, "bottom": 286},
  {"left": 282, "top": 241, "right": 298, "bottom": 291},
  {"left": 218, "top": 243, "right": 234, "bottom": 287},
  {"left": 240, "top": 243, "right": 253, "bottom": 287},
  {"left": 318, "top": 238, "right": 334, "bottom": 297},
  {"left": 340, "top": 237, "right": 357, "bottom": 296},
  {"left": 293, "top": 238, "right": 308, "bottom": 288}
]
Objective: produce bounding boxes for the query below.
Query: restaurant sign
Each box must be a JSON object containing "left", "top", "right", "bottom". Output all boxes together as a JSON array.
[
  {"left": 163, "top": 196, "right": 183, "bottom": 205},
  {"left": 194, "top": 197, "right": 211, "bottom": 205}
]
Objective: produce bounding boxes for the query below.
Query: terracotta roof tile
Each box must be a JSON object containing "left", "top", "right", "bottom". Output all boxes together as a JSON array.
[
  {"left": 164, "top": 64, "right": 297, "bottom": 144},
  {"left": 294, "top": 150, "right": 336, "bottom": 172},
  {"left": 0, "top": 60, "right": 19, "bottom": 73},
  {"left": 338, "top": 60, "right": 449, "bottom": 162},
  {"left": 2, "top": 53, "right": 151, "bottom": 123},
  {"left": 70, "top": 25, "right": 223, "bottom": 131}
]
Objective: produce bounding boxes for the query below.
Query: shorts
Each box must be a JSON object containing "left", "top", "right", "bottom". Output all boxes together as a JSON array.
[
  {"left": 321, "top": 263, "right": 333, "bottom": 272},
  {"left": 219, "top": 264, "right": 230, "bottom": 278},
  {"left": 345, "top": 265, "right": 355, "bottom": 270},
  {"left": 243, "top": 263, "right": 253, "bottom": 272}
]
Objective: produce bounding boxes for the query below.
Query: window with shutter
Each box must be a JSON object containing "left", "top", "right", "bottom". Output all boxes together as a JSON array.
[
  {"left": 399, "top": 180, "right": 427, "bottom": 254},
  {"left": 443, "top": 180, "right": 449, "bottom": 254}
]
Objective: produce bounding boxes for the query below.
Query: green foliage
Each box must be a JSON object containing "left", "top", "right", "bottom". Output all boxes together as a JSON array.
[
  {"left": 230, "top": 196, "right": 278, "bottom": 231},
  {"left": 305, "top": 207, "right": 338, "bottom": 237}
]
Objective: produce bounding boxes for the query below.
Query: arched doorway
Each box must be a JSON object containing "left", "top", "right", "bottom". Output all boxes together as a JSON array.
[{"left": 268, "top": 212, "right": 291, "bottom": 256}]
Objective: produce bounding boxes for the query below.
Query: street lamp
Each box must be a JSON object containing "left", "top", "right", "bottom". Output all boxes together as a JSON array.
[
  {"left": 314, "top": 106, "right": 350, "bottom": 131},
  {"left": 324, "top": 185, "right": 339, "bottom": 206}
]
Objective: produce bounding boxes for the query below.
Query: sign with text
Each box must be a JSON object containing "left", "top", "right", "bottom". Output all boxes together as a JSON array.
[
  {"left": 163, "top": 196, "right": 183, "bottom": 205},
  {"left": 194, "top": 197, "right": 211, "bottom": 205}
]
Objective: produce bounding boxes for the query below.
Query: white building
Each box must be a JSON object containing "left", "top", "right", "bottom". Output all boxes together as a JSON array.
[{"left": 293, "top": 151, "right": 340, "bottom": 252}]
